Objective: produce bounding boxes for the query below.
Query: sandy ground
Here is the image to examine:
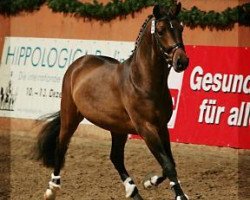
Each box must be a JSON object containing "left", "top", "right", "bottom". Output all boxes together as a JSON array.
[{"left": 0, "top": 130, "right": 249, "bottom": 200}]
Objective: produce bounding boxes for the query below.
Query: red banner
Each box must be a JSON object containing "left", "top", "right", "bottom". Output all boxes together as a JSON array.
[
  {"left": 130, "top": 46, "right": 250, "bottom": 149},
  {"left": 171, "top": 45, "right": 250, "bottom": 149}
]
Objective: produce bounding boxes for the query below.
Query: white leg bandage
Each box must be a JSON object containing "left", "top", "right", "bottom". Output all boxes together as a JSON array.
[
  {"left": 176, "top": 194, "right": 189, "bottom": 200},
  {"left": 123, "top": 177, "right": 136, "bottom": 198},
  {"left": 170, "top": 180, "right": 180, "bottom": 187},
  {"left": 170, "top": 180, "right": 189, "bottom": 200},
  {"left": 143, "top": 175, "right": 159, "bottom": 188}
]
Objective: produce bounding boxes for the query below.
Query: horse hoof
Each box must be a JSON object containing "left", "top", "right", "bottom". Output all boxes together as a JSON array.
[
  {"left": 132, "top": 193, "right": 144, "bottom": 200},
  {"left": 44, "top": 189, "right": 56, "bottom": 200},
  {"left": 176, "top": 194, "right": 189, "bottom": 200}
]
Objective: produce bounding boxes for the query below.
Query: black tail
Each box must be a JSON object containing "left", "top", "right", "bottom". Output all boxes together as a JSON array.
[{"left": 36, "top": 111, "right": 61, "bottom": 168}]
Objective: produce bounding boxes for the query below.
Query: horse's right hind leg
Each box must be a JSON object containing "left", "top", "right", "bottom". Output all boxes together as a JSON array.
[
  {"left": 110, "top": 132, "right": 143, "bottom": 200},
  {"left": 44, "top": 99, "right": 83, "bottom": 200}
]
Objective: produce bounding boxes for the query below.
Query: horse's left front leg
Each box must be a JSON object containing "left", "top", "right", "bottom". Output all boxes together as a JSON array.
[
  {"left": 144, "top": 127, "right": 176, "bottom": 188},
  {"left": 161, "top": 128, "right": 189, "bottom": 200},
  {"left": 139, "top": 124, "right": 188, "bottom": 200},
  {"left": 110, "top": 132, "right": 143, "bottom": 200}
]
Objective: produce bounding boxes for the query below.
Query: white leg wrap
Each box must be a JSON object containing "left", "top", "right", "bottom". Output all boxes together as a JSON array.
[
  {"left": 49, "top": 173, "right": 61, "bottom": 190},
  {"left": 48, "top": 181, "right": 61, "bottom": 190},
  {"left": 123, "top": 177, "right": 136, "bottom": 198},
  {"left": 170, "top": 180, "right": 181, "bottom": 187},
  {"left": 44, "top": 174, "right": 61, "bottom": 200},
  {"left": 143, "top": 175, "right": 159, "bottom": 188},
  {"left": 176, "top": 194, "right": 189, "bottom": 200},
  {"left": 51, "top": 173, "right": 61, "bottom": 180},
  {"left": 170, "top": 180, "right": 189, "bottom": 200}
]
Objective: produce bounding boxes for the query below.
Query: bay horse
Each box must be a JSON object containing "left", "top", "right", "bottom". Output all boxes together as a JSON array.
[{"left": 36, "top": 3, "right": 189, "bottom": 200}]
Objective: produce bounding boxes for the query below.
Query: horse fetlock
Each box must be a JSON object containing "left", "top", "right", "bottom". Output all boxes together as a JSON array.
[
  {"left": 170, "top": 181, "right": 189, "bottom": 200},
  {"left": 49, "top": 181, "right": 61, "bottom": 191},
  {"left": 169, "top": 180, "right": 181, "bottom": 188},
  {"left": 143, "top": 175, "right": 159, "bottom": 189},
  {"left": 50, "top": 173, "right": 61, "bottom": 189},
  {"left": 123, "top": 177, "right": 138, "bottom": 198}
]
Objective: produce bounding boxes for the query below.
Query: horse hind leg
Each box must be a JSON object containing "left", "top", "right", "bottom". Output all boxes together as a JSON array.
[
  {"left": 110, "top": 132, "right": 143, "bottom": 200},
  {"left": 44, "top": 102, "right": 83, "bottom": 199}
]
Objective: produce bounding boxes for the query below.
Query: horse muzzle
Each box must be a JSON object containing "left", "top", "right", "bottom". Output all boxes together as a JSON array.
[{"left": 173, "top": 51, "right": 189, "bottom": 73}]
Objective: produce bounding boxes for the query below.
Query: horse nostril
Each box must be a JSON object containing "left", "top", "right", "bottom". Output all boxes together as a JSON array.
[
  {"left": 178, "top": 57, "right": 189, "bottom": 68},
  {"left": 177, "top": 58, "right": 182, "bottom": 67}
]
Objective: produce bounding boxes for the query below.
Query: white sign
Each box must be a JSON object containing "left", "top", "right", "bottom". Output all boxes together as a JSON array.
[{"left": 0, "top": 37, "right": 183, "bottom": 128}]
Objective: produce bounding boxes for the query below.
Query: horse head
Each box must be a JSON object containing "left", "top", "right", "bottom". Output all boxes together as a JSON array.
[{"left": 152, "top": 3, "right": 189, "bottom": 73}]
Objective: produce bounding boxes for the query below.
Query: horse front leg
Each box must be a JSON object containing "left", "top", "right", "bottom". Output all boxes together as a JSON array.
[
  {"left": 110, "top": 132, "right": 143, "bottom": 200},
  {"left": 143, "top": 127, "right": 175, "bottom": 188},
  {"left": 139, "top": 124, "right": 188, "bottom": 200},
  {"left": 161, "top": 128, "right": 189, "bottom": 200}
]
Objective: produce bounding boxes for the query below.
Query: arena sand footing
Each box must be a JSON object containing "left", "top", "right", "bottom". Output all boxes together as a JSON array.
[
  {"left": 238, "top": 150, "right": 250, "bottom": 199},
  {"left": 0, "top": 131, "right": 11, "bottom": 200}
]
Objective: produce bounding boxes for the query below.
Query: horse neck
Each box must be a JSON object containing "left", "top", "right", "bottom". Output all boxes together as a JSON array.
[{"left": 129, "top": 23, "right": 170, "bottom": 93}]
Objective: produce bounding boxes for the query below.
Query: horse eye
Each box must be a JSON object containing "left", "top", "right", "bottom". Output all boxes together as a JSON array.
[
  {"left": 157, "top": 27, "right": 165, "bottom": 36},
  {"left": 158, "top": 30, "right": 164, "bottom": 36}
]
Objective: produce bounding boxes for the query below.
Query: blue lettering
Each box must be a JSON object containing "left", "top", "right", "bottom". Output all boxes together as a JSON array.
[
  {"left": 5, "top": 46, "right": 15, "bottom": 64},
  {"left": 41, "top": 48, "right": 47, "bottom": 67},
  {"left": 31, "top": 47, "right": 42, "bottom": 67},
  {"left": 24, "top": 47, "right": 32, "bottom": 65},
  {"left": 72, "top": 49, "right": 82, "bottom": 61},
  {"left": 18, "top": 47, "right": 26, "bottom": 65},
  {"left": 58, "top": 48, "right": 68, "bottom": 68},
  {"left": 68, "top": 49, "right": 73, "bottom": 66},
  {"left": 47, "top": 48, "right": 58, "bottom": 68}
]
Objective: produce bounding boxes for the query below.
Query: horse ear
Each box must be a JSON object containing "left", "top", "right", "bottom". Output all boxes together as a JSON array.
[
  {"left": 175, "top": 2, "right": 182, "bottom": 16},
  {"left": 153, "top": 4, "right": 162, "bottom": 19}
]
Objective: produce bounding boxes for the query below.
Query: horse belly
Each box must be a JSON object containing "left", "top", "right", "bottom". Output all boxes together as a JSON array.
[{"left": 77, "top": 99, "right": 134, "bottom": 133}]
